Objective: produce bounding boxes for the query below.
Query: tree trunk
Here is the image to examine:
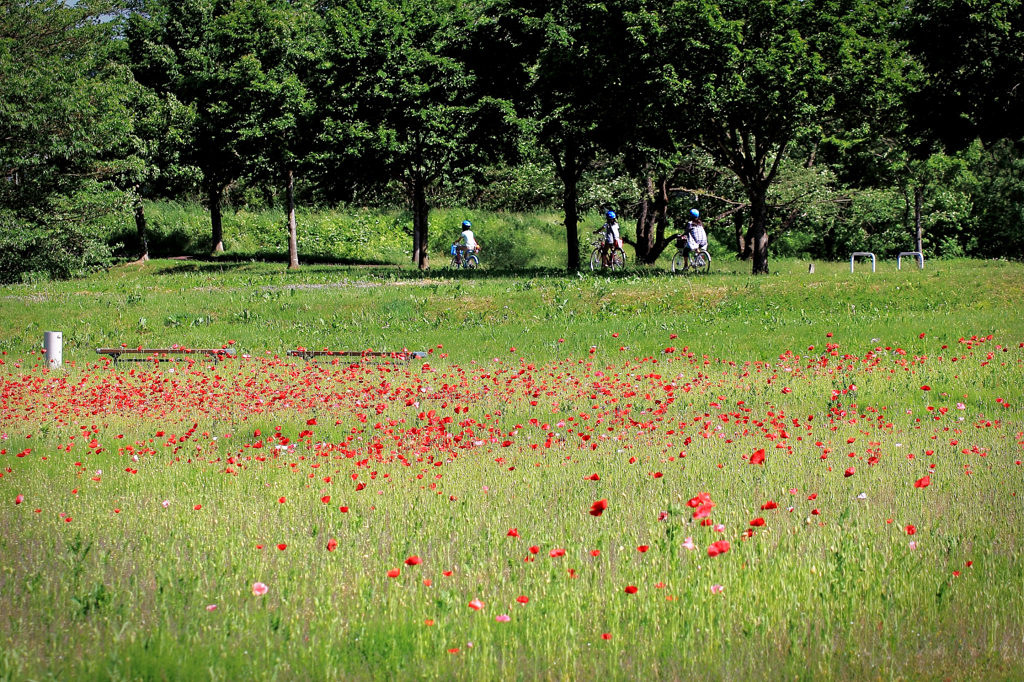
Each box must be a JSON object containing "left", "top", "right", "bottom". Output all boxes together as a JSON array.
[
  {"left": 134, "top": 192, "right": 149, "bottom": 262},
  {"left": 735, "top": 209, "right": 751, "bottom": 260},
  {"left": 287, "top": 169, "right": 299, "bottom": 270},
  {"left": 914, "top": 185, "right": 923, "bottom": 254},
  {"left": 748, "top": 188, "right": 770, "bottom": 274},
  {"left": 559, "top": 151, "right": 581, "bottom": 273},
  {"left": 634, "top": 169, "right": 654, "bottom": 263},
  {"left": 654, "top": 177, "right": 669, "bottom": 245},
  {"left": 208, "top": 184, "right": 224, "bottom": 254},
  {"left": 411, "top": 172, "right": 430, "bottom": 270}
]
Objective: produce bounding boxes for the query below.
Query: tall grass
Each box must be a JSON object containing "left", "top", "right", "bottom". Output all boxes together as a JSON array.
[{"left": 0, "top": 259, "right": 1022, "bottom": 681}]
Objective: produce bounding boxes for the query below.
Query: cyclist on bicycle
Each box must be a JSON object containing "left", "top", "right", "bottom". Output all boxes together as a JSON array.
[
  {"left": 680, "top": 209, "right": 707, "bottom": 270},
  {"left": 455, "top": 220, "right": 479, "bottom": 262},
  {"left": 593, "top": 211, "right": 622, "bottom": 267}
]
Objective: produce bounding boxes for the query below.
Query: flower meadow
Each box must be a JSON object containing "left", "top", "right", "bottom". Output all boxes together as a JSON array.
[{"left": 1, "top": 328, "right": 1022, "bottom": 680}]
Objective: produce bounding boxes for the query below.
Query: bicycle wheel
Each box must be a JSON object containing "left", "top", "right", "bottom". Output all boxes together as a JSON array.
[
  {"left": 693, "top": 251, "right": 711, "bottom": 275},
  {"left": 671, "top": 251, "right": 687, "bottom": 274},
  {"left": 609, "top": 247, "right": 626, "bottom": 270},
  {"left": 465, "top": 255, "right": 479, "bottom": 269},
  {"left": 590, "top": 249, "right": 602, "bottom": 271},
  {"left": 450, "top": 256, "right": 460, "bottom": 269}
]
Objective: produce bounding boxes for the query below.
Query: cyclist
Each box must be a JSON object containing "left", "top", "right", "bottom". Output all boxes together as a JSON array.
[
  {"left": 680, "top": 209, "right": 707, "bottom": 270},
  {"left": 455, "top": 220, "right": 479, "bottom": 263},
  {"left": 593, "top": 211, "right": 623, "bottom": 267}
]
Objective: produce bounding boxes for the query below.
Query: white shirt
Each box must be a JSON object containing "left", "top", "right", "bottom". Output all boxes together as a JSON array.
[
  {"left": 603, "top": 221, "right": 620, "bottom": 243},
  {"left": 461, "top": 229, "right": 477, "bottom": 249}
]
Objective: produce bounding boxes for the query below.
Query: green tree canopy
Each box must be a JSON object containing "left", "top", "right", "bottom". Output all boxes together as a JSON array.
[
  {"left": 662, "top": 0, "right": 913, "bottom": 273},
  {"left": 1, "top": 0, "right": 139, "bottom": 283}
]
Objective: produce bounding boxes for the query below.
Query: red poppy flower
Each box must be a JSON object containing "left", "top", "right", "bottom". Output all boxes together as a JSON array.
[
  {"left": 277, "top": 543, "right": 287, "bottom": 551},
  {"left": 355, "top": 483, "right": 366, "bottom": 491},
  {"left": 652, "top": 471, "right": 663, "bottom": 478},
  {"left": 584, "top": 473, "right": 600, "bottom": 481},
  {"left": 589, "top": 499, "right": 609, "bottom": 517},
  {"left": 339, "top": 506, "right": 349, "bottom": 513},
  {"left": 637, "top": 545, "right": 649, "bottom": 553},
  {"left": 516, "top": 595, "right": 529, "bottom": 604},
  {"left": 687, "top": 492, "right": 714, "bottom": 508},
  {"left": 468, "top": 598, "right": 484, "bottom": 610},
  {"left": 549, "top": 548, "right": 566, "bottom": 558},
  {"left": 811, "top": 509, "right": 820, "bottom": 515},
  {"left": 306, "top": 418, "right": 317, "bottom": 426},
  {"left": 749, "top": 449, "right": 766, "bottom": 465},
  {"left": 624, "top": 585, "right": 638, "bottom": 594},
  {"left": 443, "top": 571, "right": 453, "bottom": 576},
  {"left": 326, "top": 538, "right": 338, "bottom": 552},
  {"left": 905, "top": 525, "right": 916, "bottom": 535},
  {"left": 693, "top": 503, "right": 714, "bottom": 520},
  {"left": 321, "top": 495, "right": 331, "bottom": 504},
  {"left": 601, "top": 633, "right": 612, "bottom": 640},
  {"left": 448, "top": 648, "right": 459, "bottom": 654},
  {"left": 405, "top": 555, "right": 422, "bottom": 566},
  {"left": 707, "top": 540, "right": 730, "bottom": 557},
  {"left": 278, "top": 497, "right": 286, "bottom": 504},
  {"left": 590, "top": 549, "right": 601, "bottom": 557},
  {"left": 844, "top": 467, "right": 855, "bottom": 477},
  {"left": 920, "top": 385, "right": 931, "bottom": 391},
  {"left": 193, "top": 504, "right": 202, "bottom": 510},
  {"left": 914, "top": 476, "right": 931, "bottom": 488},
  {"left": 387, "top": 568, "right": 401, "bottom": 578},
  {"left": 750, "top": 518, "right": 765, "bottom": 527},
  {"left": 507, "top": 528, "right": 520, "bottom": 538},
  {"left": 761, "top": 500, "right": 778, "bottom": 510},
  {"left": 807, "top": 493, "right": 817, "bottom": 500},
  {"left": 529, "top": 546, "right": 540, "bottom": 555},
  {"left": 15, "top": 494, "right": 24, "bottom": 505}
]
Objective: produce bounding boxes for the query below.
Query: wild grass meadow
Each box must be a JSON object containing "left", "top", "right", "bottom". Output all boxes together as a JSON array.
[{"left": 1, "top": 255, "right": 1022, "bottom": 681}]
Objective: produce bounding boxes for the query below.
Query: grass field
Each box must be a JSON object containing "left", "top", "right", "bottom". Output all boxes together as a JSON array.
[{"left": 1, "top": 257, "right": 1023, "bottom": 681}]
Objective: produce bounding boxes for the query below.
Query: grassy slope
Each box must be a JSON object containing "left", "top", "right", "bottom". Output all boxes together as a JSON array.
[
  {"left": 1, "top": 258, "right": 1020, "bottom": 362},
  {"left": 0, "top": 260, "right": 1022, "bottom": 681}
]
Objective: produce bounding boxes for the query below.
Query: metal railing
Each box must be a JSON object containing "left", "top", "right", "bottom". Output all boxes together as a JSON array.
[
  {"left": 897, "top": 251, "right": 924, "bottom": 270},
  {"left": 850, "top": 252, "right": 876, "bottom": 273}
]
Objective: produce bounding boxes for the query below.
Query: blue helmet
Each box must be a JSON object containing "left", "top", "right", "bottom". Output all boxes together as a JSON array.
[
  {"left": 689, "top": 209, "right": 700, "bottom": 219},
  {"left": 606, "top": 211, "right": 616, "bottom": 220},
  {"left": 462, "top": 220, "right": 472, "bottom": 229}
]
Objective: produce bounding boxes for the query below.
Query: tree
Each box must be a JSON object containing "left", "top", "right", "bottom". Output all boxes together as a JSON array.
[
  {"left": 511, "top": 0, "right": 636, "bottom": 272},
  {"left": 318, "top": 0, "right": 519, "bottom": 270},
  {"left": 217, "top": 0, "right": 322, "bottom": 270},
  {"left": 0, "top": 0, "right": 138, "bottom": 283},
  {"left": 662, "top": 0, "right": 912, "bottom": 273},
  {"left": 127, "top": 0, "right": 275, "bottom": 254},
  {"left": 904, "top": 0, "right": 1024, "bottom": 152}
]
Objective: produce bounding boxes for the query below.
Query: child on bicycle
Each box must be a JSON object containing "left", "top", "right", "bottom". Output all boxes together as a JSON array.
[
  {"left": 455, "top": 220, "right": 479, "bottom": 262},
  {"left": 680, "top": 209, "right": 707, "bottom": 269},
  {"left": 593, "top": 211, "right": 623, "bottom": 266}
]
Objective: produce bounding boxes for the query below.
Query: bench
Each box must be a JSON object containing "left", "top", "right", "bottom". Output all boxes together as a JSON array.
[
  {"left": 97, "top": 347, "right": 237, "bottom": 364},
  {"left": 287, "top": 348, "right": 427, "bottom": 362}
]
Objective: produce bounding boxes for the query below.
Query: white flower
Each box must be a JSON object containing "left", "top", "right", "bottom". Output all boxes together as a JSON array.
[
  {"left": 857, "top": 492, "right": 867, "bottom": 500},
  {"left": 162, "top": 500, "right": 170, "bottom": 508}
]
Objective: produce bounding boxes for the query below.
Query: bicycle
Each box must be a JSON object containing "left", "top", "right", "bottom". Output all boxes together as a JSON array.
[
  {"left": 671, "top": 244, "right": 711, "bottom": 275},
  {"left": 589, "top": 240, "right": 626, "bottom": 271},
  {"left": 450, "top": 242, "right": 480, "bottom": 269}
]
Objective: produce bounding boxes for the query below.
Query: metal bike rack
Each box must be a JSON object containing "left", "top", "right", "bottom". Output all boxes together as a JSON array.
[
  {"left": 897, "top": 251, "right": 924, "bottom": 270},
  {"left": 850, "top": 252, "right": 876, "bottom": 273}
]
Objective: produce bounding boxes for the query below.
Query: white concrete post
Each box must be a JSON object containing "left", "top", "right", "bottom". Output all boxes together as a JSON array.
[{"left": 44, "top": 331, "right": 62, "bottom": 369}]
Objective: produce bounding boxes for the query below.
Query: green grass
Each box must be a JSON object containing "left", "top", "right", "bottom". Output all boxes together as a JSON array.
[{"left": 1, "top": 258, "right": 1023, "bottom": 681}]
